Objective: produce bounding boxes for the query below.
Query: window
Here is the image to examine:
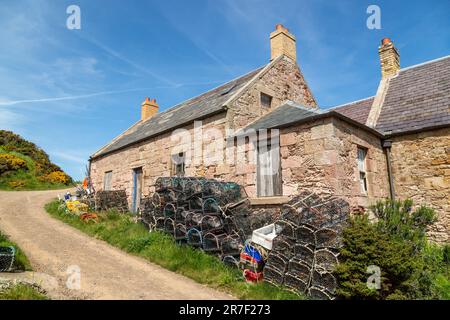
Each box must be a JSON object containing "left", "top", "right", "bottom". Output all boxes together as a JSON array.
[
  {"left": 171, "top": 152, "right": 185, "bottom": 177},
  {"left": 104, "top": 171, "right": 112, "bottom": 191},
  {"left": 256, "top": 137, "right": 282, "bottom": 197},
  {"left": 260, "top": 92, "right": 273, "bottom": 108},
  {"left": 357, "top": 147, "right": 368, "bottom": 194}
]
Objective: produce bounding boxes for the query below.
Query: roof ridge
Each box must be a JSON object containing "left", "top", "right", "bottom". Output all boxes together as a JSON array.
[
  {"left": 158, "top": 64, "right": 267, "bottom": 116},
  {"left": 330, "top": 96, "right": 375, "bottom": 110},
  {"left": 399, "top": 54, "right": 450, "bottom": 72}
]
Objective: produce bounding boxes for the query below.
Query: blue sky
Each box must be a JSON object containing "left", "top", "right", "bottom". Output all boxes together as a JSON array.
[{"left": 1, "top": 0, "right": 449, "bottom": 180}]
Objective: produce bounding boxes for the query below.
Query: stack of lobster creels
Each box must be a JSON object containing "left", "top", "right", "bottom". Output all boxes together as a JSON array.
[
  {"left": 139, "top": 177, "right": 262, "bottom": 266},
  {"left": 263, "top": 191, "right": 350, "bottom": 300}
]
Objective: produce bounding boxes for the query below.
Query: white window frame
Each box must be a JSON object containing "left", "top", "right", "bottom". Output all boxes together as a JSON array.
[
  {"left": 104, "top": 171, "right": 113, "bottom": 191},
  {"left": 171, "top": 152, "right": 185, "bottom": 177},
  {"left": 357, "top": 147, "right": 368, "bottom": 194}
]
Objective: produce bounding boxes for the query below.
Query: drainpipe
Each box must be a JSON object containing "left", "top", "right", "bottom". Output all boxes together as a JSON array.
[
  {"left": 382, "top": 140, "right": 395, "bottom": 201},
  {"left": 87, "top": 157, "right": 94, "bottom": 193}
]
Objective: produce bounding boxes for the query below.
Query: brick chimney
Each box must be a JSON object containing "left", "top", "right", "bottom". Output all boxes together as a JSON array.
[
  {"left": 270, "top": 24, "right": 296, "bottom": 62},
  {"left": 141, "top": 97, "right": 158, "bottom": 121},
  {"left": 378, "top": 38, "right": 400, "bottom": 78}
]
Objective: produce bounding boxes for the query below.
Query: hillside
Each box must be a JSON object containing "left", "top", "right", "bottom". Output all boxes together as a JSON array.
[{"left": 0, "top": 130, "right": 73, "bottom": 190}]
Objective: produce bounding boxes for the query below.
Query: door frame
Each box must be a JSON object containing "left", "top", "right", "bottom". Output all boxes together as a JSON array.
[{"left": 131, "top": 167, "right": 143, "bottom": 213}]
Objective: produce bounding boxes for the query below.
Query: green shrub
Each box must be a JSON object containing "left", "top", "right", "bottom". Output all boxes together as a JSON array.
[{"left": 335, "top": 199, "right": 447, "bottom": 300}]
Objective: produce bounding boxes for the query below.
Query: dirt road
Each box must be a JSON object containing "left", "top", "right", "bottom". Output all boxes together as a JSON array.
[{"left": 0, "top": 189, "right": 233, "bottom": 300}]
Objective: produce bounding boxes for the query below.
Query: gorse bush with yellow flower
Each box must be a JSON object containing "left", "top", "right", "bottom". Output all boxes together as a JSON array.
[
  {"left": 0, "top": 130, "right": 73, "bottom": 190},
  {"left": 0, "top": 153, "right": 27, "bottom": 174}
]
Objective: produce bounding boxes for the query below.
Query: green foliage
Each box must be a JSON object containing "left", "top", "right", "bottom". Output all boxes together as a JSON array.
[
  {"left": 45, "top": 200, "right": 303, "bottom": 300},
  {"left": 0, "top": 230, "right": 32, "bottom": 271},
  {"left": 335, "top": 199, "right": 448, "bottom": 300},
  {"left": 0, "top": 130, "right": 73, "bottom": 190},
  {"left": 0, "top": 284, "right": 48, "bottom": 300}
]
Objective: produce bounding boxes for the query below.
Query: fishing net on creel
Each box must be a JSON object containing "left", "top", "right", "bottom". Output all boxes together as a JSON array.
[
  {"left": 311, "top": 269, "right": 337, "bottom": 295},
  {"left": 263, "top": 265, "right": 285, "bottom": 286},
  {"left": 0, "top": 246, "right": 15, "bottom": 272},
  {"left": 220, "top": 232, "right": 241, "bottom": 256},
  {"left": 315, "top": 249, "right": 339, "bottom": 272},
  {"left": 175, "top": 223, "right": 187, "bottom": 242},
  {"left": 284, "top": 272, "right": 309, "bottom": 294},
  {"left": 288, "top": 258, "right": 312, "bottom": 283},
  {"left": 264, "top": 190, "right": 350, "bottom": 300},
  {"left": 271, "top": 235, "right": 295, "bottom": 258},
  {"left": 308, "top": 286, "right": 334, "bottom": 301},
  {"left": 222, "top": 255, "right": 240, "bottom": 268},
  {"left": 186, "top": 228, "right": 203, "bottom": 247},
  {"left": 202, "top": 232, "right": 227, "bottom": 253},
  {"left": 294, "top": 244, "right": 315, "bottom": 267},
  {"left": 265, "top": 252, "right": 290, "bottom": 273},
  {"left": 200, "top": 215, "right": 224, "bottom": 233}
]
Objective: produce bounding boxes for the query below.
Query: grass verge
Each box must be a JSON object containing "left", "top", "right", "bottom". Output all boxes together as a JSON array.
[
  {"left": 45, "top": 199, "right": 304, "bottom": 300},
  {"left": 0, "top": 230, "right": 49, "bottom": 300},
  {"left": 0, "top": 230, "right": 32, "bottom": 271},
  {"left": 0, "top": 283, "right": 48, "bottom": 300}
]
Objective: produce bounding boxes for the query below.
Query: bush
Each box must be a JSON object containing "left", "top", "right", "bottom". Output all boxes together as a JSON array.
[
  {"left": 41, "top": 171, "right": 71, "bottom": 185},
  {"left": 0, "top": 153, "right": 27, "bottom": 175},
  {"left": 335, "top": 199, "right": 445, "bottom": 300}
]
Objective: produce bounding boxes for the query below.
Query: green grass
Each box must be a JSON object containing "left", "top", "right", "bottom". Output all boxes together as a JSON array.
[
  {"left": 0, "top": 147, "right": 74, "bottom": 191},
  {"left": 45, "top": 200, "right": 304, "bottom": 300},
  {"left": 0, "top": 283, "right": 48, "bottom": 300},
  {"left": 0, "top": 230, "right": 49, "bottom": 300},
  {"left": 0, "top": 230, "right": 32, "bottom": 271}
]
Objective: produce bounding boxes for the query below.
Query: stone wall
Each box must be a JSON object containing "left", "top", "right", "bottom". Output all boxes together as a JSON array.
[
  {"left": 278, "top": 117, "right": 390, "bottom": 209},
  {"left": 390, "top": 128, "right": 450, "bottom": 243},
  {"left": 227, "top": 56, "right": 317, "bottom": 130}
]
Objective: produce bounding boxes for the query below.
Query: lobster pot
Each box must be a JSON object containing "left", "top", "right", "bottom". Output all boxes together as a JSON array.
[
  {"left": 153, "top": 216, "right": 166, "bottom": 231},
  {"left": 187, "top": 228, "right": 203, "bottom": 247},
  {"left": 221, "top": 233, "right": 241, "bottom": 256},
  {"left": 202, "top": 198, "right": 220, "bottom": 215},
  {"left": 296, "top": 225, "right": 316, "bottom": 247},
  {"left": 287, "top": 258, "right": 312, "bottom": 283},
  {"left": 200, "top": 215, "right": 224, "bottom": 233},
  {"left": 315, "top": 249, "right": 339, "bottom": 272},
  {"left": 308, "top": 286, "right": 334, "bottom": 301},
  {"left": 315, "top": 228, "right": 340, "bottom": 249},
  {"left": 202, "top": 232, "right": 227, "bottom": 253},
  {"left": 158, "top": 190, "right": 177, "bottom": 205},
  {"left": 164, "top": 218, "right": 176, "bottom": 236},
  {"left": 0, "top": 246, "right": 15, "bottom": 272},
  {"left": 175, "top": 207, "right": 189, "bottom": 222},
  {"left": 188, "top": 197, "right": 203, "bottom": 211},
  {"left": 175, "top": 223, "right": 187, "bottom": 241},
  {"left": 294, "top": 244, "right": 315, "bottom": 268},
  {"left": 311, "top": 269, "right": 337, "bottom": 294},
  {"left": 284, "top": 272, "right": 309, "bottom": 294},
  {"left": 275, "top": 220, "right": 297, "bottom": 239},
  {"left": 155, "top": 177, "right": 178, "bottom": 191},
  {"left": 222, "top": 255, "right": 239, "bottom": 268},
  {"left": 265, "top": 253, "right": 290, "bottom": 273},
  {"left": 163, "top": 203, "right": 177, "bottom": 219},
  {"left": 263, "top": 265, "right": 285, "bottom": 286},
  {"left": 271, "top": 236, "right": 296, "bottom": 258},
  {"left": 185, "top": 212, "right": 202, "bottom": 229}
]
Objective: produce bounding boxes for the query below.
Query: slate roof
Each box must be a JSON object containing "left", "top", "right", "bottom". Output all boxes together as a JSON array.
[
  {"left": 237, "top": 101, "right": 384, "bottom": 138},
  {"left": 332, "top": 97, "right": 374, "bottom": 124},
  {"left": 375, "top": 55, "right": 450, "bottom": 135},
  {"left": 237, "top": 101, "right": 321, "bottom": 133},
  {"left": 92, "top": 66, "right": 265, "bottom": 158}
]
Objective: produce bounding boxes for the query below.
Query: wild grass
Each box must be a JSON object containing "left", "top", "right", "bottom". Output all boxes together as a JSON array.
[
  {"left": 0, "top": 284, "right": 48, "bottom": 300},
  {"left": 45, "top": 200, "right": 304, "bottom": 300},
  {"left": 0, "top": 230, "right": 32, "bottom": 271},
  {"left": 0, "top": 230, "right": 49, "bottom": 300}
]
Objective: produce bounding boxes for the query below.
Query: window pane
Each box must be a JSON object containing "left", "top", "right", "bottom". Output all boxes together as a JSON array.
[{"left": 260, "top": 93, "right": 272, "bottom": 108}]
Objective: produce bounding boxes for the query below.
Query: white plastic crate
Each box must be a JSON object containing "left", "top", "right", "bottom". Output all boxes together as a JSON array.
[{"left": 251, "top": 223, "right": 280, "bottom": 250}]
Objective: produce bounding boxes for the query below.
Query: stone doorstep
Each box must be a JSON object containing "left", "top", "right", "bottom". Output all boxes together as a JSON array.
[{"left": 248, "top": 196, "right": 290, "bottom": 206}]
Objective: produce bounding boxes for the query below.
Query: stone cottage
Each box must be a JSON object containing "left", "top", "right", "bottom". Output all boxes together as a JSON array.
[{"left": 89, "top": 25, "right": 449, "bottom": 243}]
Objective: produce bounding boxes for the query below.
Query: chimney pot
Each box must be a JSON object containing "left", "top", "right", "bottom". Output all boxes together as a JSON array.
[
  {"left": 141, "top": 97, "right": 159, "bottom": 121},
  {"left": 378, "top": 37, "right": 400, "bottom": 79},
  {"left": 270, "top": 24, "right": 296, "bottom": 62}
]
